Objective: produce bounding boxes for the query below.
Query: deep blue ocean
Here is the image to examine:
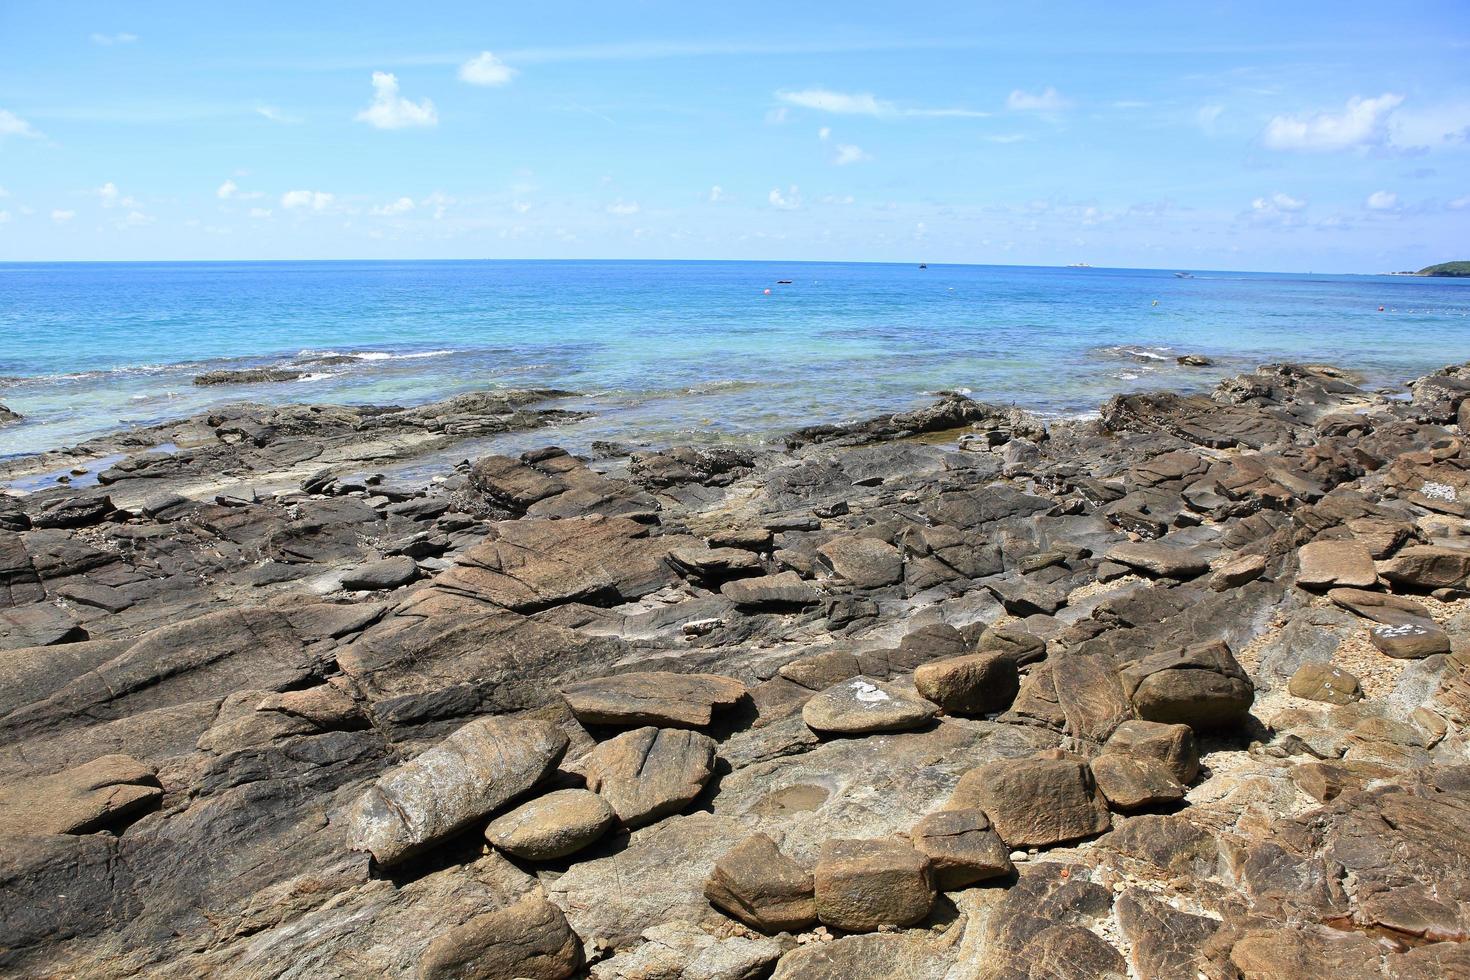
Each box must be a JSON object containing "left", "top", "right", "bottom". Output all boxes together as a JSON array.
[{"left": 3, "top": 260, "right": 1469, "bottom": 460}]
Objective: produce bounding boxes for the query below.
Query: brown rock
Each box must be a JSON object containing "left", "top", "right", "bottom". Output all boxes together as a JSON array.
[
  {"left": 418, "top": 893, "right": 582, "bottom": 980},
  {"left": 910, "top": 808, "right": 1013, "bottom": 889},
  {"left": 1103, "top": 541, "right": 1210, "bottom": 579},
  {"left": 913, "top": 651, "right": 1019, "bottom": 716},
  {"left": 1119, "top": 640, "right": 1253, "bottom": 731},
  {"left": 813, "top": 838, "right": 934, "bottom": 932},
  {"left": 1209, "top": 552, "right": 1266, "bottom": 591},
  {"left": 1296, "top": 539, "right": 1377, "bottom": 590},
  {"left": 949, "top": 756, "right": 1111, "bottom": 848},
  {"left": 801, "top": 677, "right": 938, "bottom": 735},
  {"left": 0, "top": 754, "right": 160, "bottom": 836},
  {"left": 1102, "top": 720, "right": 1199, "bottom": 783},
  {"left": 579, "top": 726, "right": 716, "bottom": 827},
  {"left": 704, "top": 832, "right": 816, "bottom": 933},
  {"left": 559, "top": 671, "right": 747, "bottom": 728},
  {"left": 818, "top": 535, "right": 904, "bottom": 588},
  {"left": 1326, "top": 587, "right": 1432, "bottom": 624},
  {"left": 1367, "top": 618, "right": 1451, "bottom": 659},
  {"left": 1379, "top": 545, "right": 1470, "bottom": 591},
  {"left": 484, "top": 789, "right": 615, "bottom": 861},
  {"left": 1090, "top": 754, "right": 1186, "bottom": 811},
  {"left": 1287, "top": 663, "right": 1362, "bottom": 704}
]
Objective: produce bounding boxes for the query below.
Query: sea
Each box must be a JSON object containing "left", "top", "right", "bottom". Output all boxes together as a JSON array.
[{"left": 3, "top": 260, "right": 1469, "bottom": 462}]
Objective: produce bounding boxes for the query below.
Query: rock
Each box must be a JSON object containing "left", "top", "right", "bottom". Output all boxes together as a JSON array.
[
  {"left": 31, "top": 494, "right": 115, "bottom": 529},
  {"left": 1379, "top": 545, "right": 1470, "bottom": 591},
  {"left": 703, "top": 832, "right": 817, "bottom": 932},
  {"left": 949, "top": 755, "right": 1111, "bottom": 848},
  {"left": 1287, "top": 663, "right": 1363, "bottom": 704},
  {"left": 818, "top": 535, "right": 904, "bottom": 588},
  {"left": 801, "top": 677, "right": 938, "bottom": 735},
  {"left": 667, "top": 546, "right": 762, "bottom": 580},
  {"left": 1089, "top": 754, "right": 1186, "bottom": 811},
  {"left": 913, "top": 651, "right": 1020, "bottom": 716},
  {"left": 560, "top": 671, "right": 747, "bottom": 728},
  {"left": 339, "top": 555, "right": 420, "bottom": 591},
  {"left": 771, "top": 934, "right": 951, "bottom": 980},
  {"left": 1101, "top": 720, "right": 1199, "bottom": 783},
  {"left": 590, "top": 921, "right": 782, "bottom": 980},
  {"left": 1177, "top": 354, "right": 1213, "bottom": 367},
  {"left": 0, "top": 754, "right": 160, "bottom": 835},
  {"left": 418, "top": 893, "right": 582, "bottom": 980},
  {"left": 1326, "top": 587, "right": 1432, "bottom": 624},
  {"left": 1114, "top": 891, "right": 1217, "bottom": 980},
  {"left": 0, "top": 403, "right": 20, "bottom": 424},
  {"left": 484, "top": 789, "right": 615, "bottom": 861},
  {"left": 909, "top": 808, "right": 1013, "bottom": 889},
  {"left": 346, "top": 717, "right": 568, "bottom": 866},
  {"left": 579, "top": 726, "right": 717, "bottom": 827},
  {"left": 193, "top": 368, "right": 305, "bottom": 386},
  {"left": 1102, "top": 541, "right": 1210, "bottom": 579},
  {"left": 1296, "top": 539, "right": 1377, "bottom": 590},
  {"left": 1209, "top": 552, "right": 1266, "bottom": 591},
  {"left": 720, "top": 571, "right": 820, "bottom": 609},
  {"left": 812, "top": 838, "right": 934, "bottom": 931},
  {"left": 1119, "top": 640, "right": 1254, "bottom": 730},
  {"left": 1367, "top": 618, "right": 1451, "bottom": 659}
]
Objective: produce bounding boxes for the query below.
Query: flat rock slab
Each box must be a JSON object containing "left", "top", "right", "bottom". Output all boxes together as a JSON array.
[
  {"left": 560, "top": 671, "right": 747, "bottom": 728},
  {"left": 484, "top": 788, "right": 615, "bottom": 861},
  {"left": 1379, "top": 545, "right": 1470, "bottom": 591},
  {"left": 801, "top": 677, "right": 938, "bottom": 735},
  {"left": 579, "top": 726, "right": 717, "bottom": 827},
  {"left": 817, "top": 535, "right": 904, "bottom": 588},
  {"left": 347, "top": 716, "right": 568, "bottom": 866},
  {"left": 419, "top": 892, "right": 582, "bottom": 980},
  {"left": 1297, "top": 540, "right": 1377, "bottom": 590},
  {"left": 1090, "top": 754, "right": 1186, "bottom": 811},
  {"left": 720, "top": 571, "right": 820, "bottom": 608},
  {"left": 340, "top": 556, "right": 419, "bottom": 592},
  {"left": 1326, "top": 587, "right": 1432, "bottom": 625},
  {"left": 0, "top": 754, "right": 160, "bottom": 836},
  {"left": 1368, "top": 619, "right": 1451, "bottom": 659},
  {"left": 1103, "top": 541, "right": 1211, "bottom": 579}
]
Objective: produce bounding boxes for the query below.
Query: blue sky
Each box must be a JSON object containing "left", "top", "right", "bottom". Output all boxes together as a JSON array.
[{"left": 0, "top": 1, "right": 1467, "bottom": 270}]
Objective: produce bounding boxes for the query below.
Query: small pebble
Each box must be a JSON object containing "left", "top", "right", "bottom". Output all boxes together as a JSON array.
[{"left": 1010, "top": 850, "right": 1028, "bottom": 862}]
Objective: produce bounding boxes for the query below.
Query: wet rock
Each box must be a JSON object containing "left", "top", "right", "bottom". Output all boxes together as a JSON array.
[
  {"left": 801, "top": 677, "right": 938, "bottom": 735},
  {"left": 579, "top": 726, "right": 717, "bottom": 827},
  {"left": 1177, "top": 354, "right": 1213, "bottom": 367},
  {"left": 340, "top": 555, "right": 419, "bottom": 591},
  {"left": 1119, "top": 640, "right": 1254, "bottom": 731},
  {"left": 909, "top": 808, "right": 1013, "bottom": 889},
  {"left": 0, "top": 754, "right": 160, "bottom": 835},
  {"left": 560, "top": 671, "right": 747, "bottom": 728},
  {"left": 1296, "top": 539, "right": 1377, "bottom": 590},
  {"left": 1089, "top": 754, "right": 1186, "bottom": 810},
  {"left": 193, "top": 368, "right": 305, "bottom": 386},
  {"left": 1287, "top": 663, "right": 1363, "bottom": 704},
  {"left": 418, "top": 892, "right": 582, "bottom": 980},
  {"left": 484, "top": 789, "right": 615, "bottom": 861},
  {"left": 0, "top": 403, "right": 20, "bottom": 425},
  {"left": 346, "top": 716, "right": 568, "bottom": 866},
  {"left": 812, "top": 838, "right": 934, "bottom": 931},
  {"left": 949, "top": 755, "right": 1111, "bottom": 848},
  {"left": 1367, "top": 618, "right": 1451, "bottom": 659},
  {"left": 1380, "top": 545, "right": 1470, "bottom": 591},
  {"left": 703, "top": 832, "right": 817, "bottom": 933},
  {"left": 720, "top": 571, "right": 820, "bottom": 609},
  {"left": 1103, "top": 541, "right": 1210, "bottom": 579},
  {"left": 913, "top": 651, "right": 1020, "bottom": 716},
  {"left": 1101, "top": 720, "right": 1199, "bottom": 783}
]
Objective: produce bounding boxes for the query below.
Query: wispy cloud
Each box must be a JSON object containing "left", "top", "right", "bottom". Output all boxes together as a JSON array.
[
  {"left": 459, "top": 51, "right": 516, "bottom": 86},
  {"left": 217, "top": 179, "right": 238, "bottom": 200},
  {"left": 708, "top": 185, "right": 724, "bottom": 203},
  {"left": 281, "top": 190, "right": 335, "bottom": 211},
  {"left": 355, "top": 72, "right": 437, "bottom": 130},
  {"left": 833, "top": 143, "right": 870, "bottom": 165},
  {"left": 1365, "top": 190, "right": 1400, "bottom": 211},
  {"left": 97, "top": 182, "right": 139, "bottom": 209},
  {"left": 769, "top": 185, "right": 801, "bottom": 210},
  {"left": 606, "top": 199, "right": 640, "bottom": 215},
  {"left": 1007, "top": 87, "right": 1071, "bottom": 112},
  {"left": 89, "top": 32, "right": 138, "bottom": 46},
  {"left": 51, "top": 209, "right": 75, "bottom": 223},
  {"left": 371, "top": 196, "right": 416, "bottom": 215},
  {"left": 775, "top": 88, "right": 987, "bottom": 119},
  {"left": 1262, "top": 93, "right": 1402, "bottom": 152},
  {"left": 256, "top": 105, "right": 303, "bottom": 125},
  {"left": 0, "top": 108, "right": 43, "bottom": 140}
]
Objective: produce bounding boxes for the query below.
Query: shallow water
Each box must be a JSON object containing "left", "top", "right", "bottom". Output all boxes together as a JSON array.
[{"left": 2, "top": 260, "right": 1468, "bottom": 460}]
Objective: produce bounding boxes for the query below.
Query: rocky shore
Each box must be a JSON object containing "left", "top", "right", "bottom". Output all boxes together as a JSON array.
[{"left": 3, "top": 362, "right": 1470, "bottom": 978}]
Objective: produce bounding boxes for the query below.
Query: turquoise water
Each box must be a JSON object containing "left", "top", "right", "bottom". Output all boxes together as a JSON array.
[{"left": 2, "top": 260, "right": 1469, "bottom": 459}]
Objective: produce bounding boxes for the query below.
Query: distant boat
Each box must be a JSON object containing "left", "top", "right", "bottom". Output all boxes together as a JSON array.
[
  {"left": 918, "top": 263, "right": 927, "bottom": 269},
  {"left": 1067, "top": 262, "right": 1092, "bottom": 268},
  {"left": 776, "top": 279, "right": 793, "bottom": 284},
  {"left": 1173, "top": 272, "right": 1194, "bottom": 278}
]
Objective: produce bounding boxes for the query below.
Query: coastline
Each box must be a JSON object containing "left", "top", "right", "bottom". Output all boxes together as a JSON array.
[{"left": 3, "top": 358, "right": 1470, "bottom": 975}]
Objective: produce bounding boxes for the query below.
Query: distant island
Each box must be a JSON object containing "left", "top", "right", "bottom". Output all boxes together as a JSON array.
[{"left": 1417, "top": 261, "right": 1470, "bottom": 277}]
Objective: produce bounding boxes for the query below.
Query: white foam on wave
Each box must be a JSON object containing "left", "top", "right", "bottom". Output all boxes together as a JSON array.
[{"left": 298, "top": 348, "right": 458, "bottom": 362}]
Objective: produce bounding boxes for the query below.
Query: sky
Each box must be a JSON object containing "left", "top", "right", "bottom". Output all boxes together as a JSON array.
[{"left": 0, "top": 1, "right": 1467, "bottom": 270}]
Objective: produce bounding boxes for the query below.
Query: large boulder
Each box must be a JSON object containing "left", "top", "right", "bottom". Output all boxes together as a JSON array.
[
  {"left": 909, "top": 808, "right": 1013, "bottom": 889},
  {"left": 813, "top": 838, "right": 934, "bottom": 931},
  {"left": 1101, "top": 720, "right": 1199, "bottom": 783},
  {"left": 720, "top": 572, "right": 820, "bottom": 609},
  {"left": 579, "top": 726, "right": 717, "bottom": 827},
  {"left": 948, "top": 755, "right": 1111, "bottom": 848},
  {"left": 1089, "top": 754, "right": 1186, "bottom": 811},
  {"left": 1119, "top": 641, "right": 1254, "bottom": 731},
  {"left": 484, "top": 789, "right": 615, "bottom": 861},
  {"left": 560, "top": 671, "right": 747, "bottom": 728},
  {"left": 913, "top": 651, "right": 1020, "bottom": 716},
  {"left": 346, "top": 717, "right": 568, "bottom": 866},
  {"left": 1379, "top": 545, "right": 1470, "bottom": 591},
  {"left": 801, "top": 677, "right": 938, "bottom": 735},
  {"left": 704, "top": 832, "right": 817, "bottom": 933}
]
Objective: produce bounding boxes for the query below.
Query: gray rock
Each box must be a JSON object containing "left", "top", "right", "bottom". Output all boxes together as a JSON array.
[
  {"left": 1367, "top": 618, "right": 1451, "bottom": 658},
  {"left": 720, "top": 572, "right": 820, "bottom": 608},
  {"left": 590, "top": 921, "right": 782, "bottom": 980},
  {"left": 1103, "top": 541, "right": 1210, "bottom": 579},
  {"left": 418, "top": 892, "right": 582, "bottom": 980},
  {"left": 340, "top": 555, "right": 419, "bottom": 591}
]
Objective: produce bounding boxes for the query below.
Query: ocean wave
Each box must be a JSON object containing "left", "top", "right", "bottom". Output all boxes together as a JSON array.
[
  {"left": 1095, "top": 344, "right": 1174, "bottom": 363},
  {"left": 296, "top": 348, "right": 459, "bottom": 363}
]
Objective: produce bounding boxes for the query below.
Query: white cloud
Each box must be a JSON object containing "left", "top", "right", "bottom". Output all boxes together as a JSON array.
[
  {"left": 117, "top": 210, "right": 153, "bottom": 228},
  {"left": 97, "top": 182, "right": 139, "bottom": 209},
  {"left": 708, "top": 185, "right": 724, "bottom": 203},
  {"left": 983, "top": 133, "right": 1029, "bottom": 144},
  {"left": 217, "top": 179, "right": 238, "bottom": 200},
  {"left": 355, "top": 72, "right": 437, "bottom": 130},
  {"left": 1260, "top": 192, "right": 1306, "bottom": 212},
  {"left": 249, "top": 207, "right": 273, "bottom": 219},
  {"left": 768, "top": 185, "right": 801, "bottom": 210},
  {"left": 90, "top": 32, "right": 138, "bottom": 46},
  {"left": 511, "top": 200, "right": 532, "bottom": 214},
  {"left": 819, "top": 194, "right": 855, "bottom": 205},
  {"left": 1365, "top": 190, "right": 1400, "bottom": 211},
  {"left": 281, "top": 190, "right": 335, "bottom": 211},
  {"left": 458, "top": 51, "right": 516, "bottom": 86},
  {"left": 1007, "top": 87, "right": 1071, "bottom": 112},
  {"left": 606, "top": 199, "right": 640, "bottom": 215},
  {"left": 1247, "top": 193, "right": 1308, "bottom": 225},
  {"left": 0, "top": 108, "right": 42, "bottom": 140},
  {"left": 422, "top": 191, "right": 452, "bottom": 219},
  {"left": 0, "top": 186, "right": 8, "bottom": 197},
  {"left": 1389, "top": 102, "right": 1470, "bottom": 150},
  {"left": 371, "top": 196, "right": 416, "bottom": 216},
  {"left": 777, "top": 88, "right": 987, "bottom": 119},
  {"left": 817, "top": 126, "right": 831, "bottom": 141},
  {"left": 0, "top": 210, "right": 10, "bottom": 224},
  {"left": 833, "top": 143, "right": 870, "bottom": 165},
  {"left": 1197, "top": 104, "right": 1225, "bottom": 133},
  {"left": 255, "top": 105, "right": 302, "bottom": 124},
  {"left": 51, "top": 209, "right": 75, "bottom": 222},
  {"left": 1262, "top": 93, "right": 1403, "bottom": 152},
  {"left": 1450, "top": 195, "right": 1470, "bottom": 211}
]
